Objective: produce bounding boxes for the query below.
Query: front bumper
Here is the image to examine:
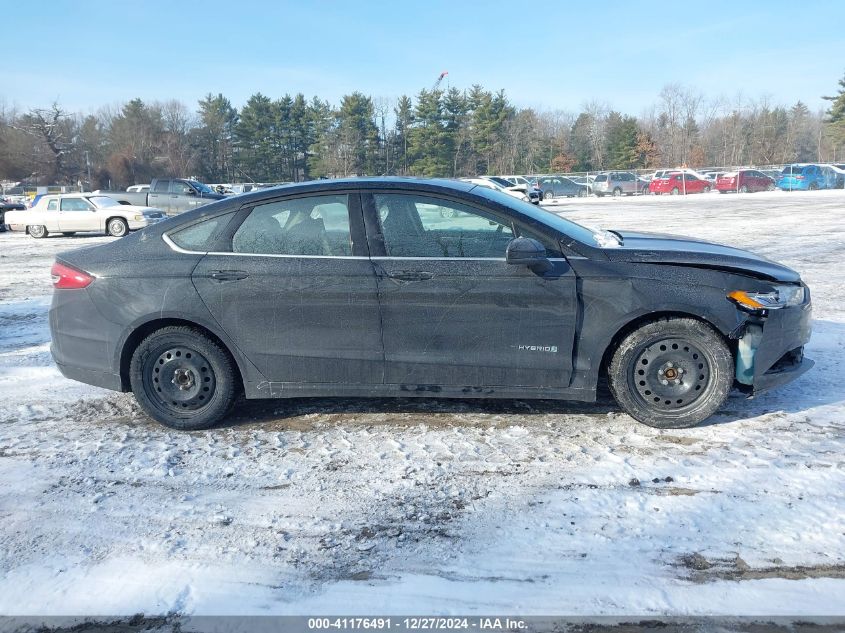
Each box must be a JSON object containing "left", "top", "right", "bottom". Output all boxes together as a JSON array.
[{"left": 735, "top": 297, "right": 814, "bottom": 394}]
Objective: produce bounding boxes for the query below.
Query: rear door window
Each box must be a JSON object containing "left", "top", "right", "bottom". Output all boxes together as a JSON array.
[
  {"left": 153, "top": 180, "right": 170, "bottom": 193},
  {"left": 168, "top": 212, "right": 236, "bottom": 251},
  {"left": 232, "top": 195, "right": 352, "bottom": 256},
  {"left": 60, "top": 198, "right": 91, "bottom": 211}
]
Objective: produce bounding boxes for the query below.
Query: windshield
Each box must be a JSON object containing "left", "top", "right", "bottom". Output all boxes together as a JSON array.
[
  {"left": 86, "top": 196, "right": 121, "bottom": 208},
  {"left": 469, "top": 185, "right": 618, "bottom": 248},
  {"left": 188, "top": 180, "right": 216, "bottom": 194}
]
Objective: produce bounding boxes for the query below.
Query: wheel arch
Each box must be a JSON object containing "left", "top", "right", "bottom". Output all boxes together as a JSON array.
[
  {"left": 118, "top": 317, "right": 246, "bottom": 393},
  {"left": 597, "top": 310, "right": 735, "bottom": 380}
]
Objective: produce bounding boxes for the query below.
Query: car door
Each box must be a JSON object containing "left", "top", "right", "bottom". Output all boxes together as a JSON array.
[
  {"left": 170, "top": 180, "right": 203, "bottom": 214},
  {"left": 58, "top": 197, "right": 96, "bottom": 232},
  {"left": 39, "top": 198, "right": 61, "bottom": 230},
  {"left": 191, "top": 192, "right": 384, "bottom": 385},
  {"left": 362, "top": 190, "right": 578, "bottom": 389},
  {"left": 148, "top": 179, "right": 171, "bottom": 214}
]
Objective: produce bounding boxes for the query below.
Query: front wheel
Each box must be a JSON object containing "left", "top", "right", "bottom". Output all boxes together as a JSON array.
[
  {"left": 544, "top": 190, "right": 555, "bottom": 201},
  {"left": 130, "top": 326, "right": 239, "bottom": 430},
  {"left": 703, "top": 185, "right": 712, "bottom": 193},
  {"left": 612, "top": 187, "right": 623, "bottom": 197},
  {"left": 739, "top": 185, "right": 748, "bottom": 193},
  {"left": 29, "top": 225, "right": 48, "bottom": 238},
  {"left": 107, "top": 218, "right": 129, "bottom": 237},
  {"left": 670, "top": 187, "right": 680, "bottom": 195},
  {"left": 608, "top": 317, "right": 733, "bottom": 428}
]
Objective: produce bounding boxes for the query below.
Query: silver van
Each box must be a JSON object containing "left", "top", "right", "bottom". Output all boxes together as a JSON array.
[{"left": 592, "top": 171, "right": 648, "bottom": 197}]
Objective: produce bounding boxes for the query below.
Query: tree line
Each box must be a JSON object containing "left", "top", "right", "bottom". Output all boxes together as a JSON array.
[{"left": 1, "top": 74, "right": 844, "bottom": 189}]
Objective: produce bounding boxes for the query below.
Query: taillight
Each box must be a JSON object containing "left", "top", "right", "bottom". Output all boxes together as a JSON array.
[
  {"left": 796, "top": 175, "right": 805, "bottom": 180},
  {"left": 51, "top": 262, "right": 94, "bottom": 289}
]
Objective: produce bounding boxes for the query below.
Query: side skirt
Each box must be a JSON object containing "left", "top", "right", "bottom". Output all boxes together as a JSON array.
[{"left": 247, "top": 380, "right": 597, "bottom": 402}]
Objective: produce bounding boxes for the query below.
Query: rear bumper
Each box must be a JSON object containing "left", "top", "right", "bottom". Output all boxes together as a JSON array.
[
  {"left": 54, "top": 358, "right": 123, "bottom": 391},
  {"left": 50, "top": 288, "right": 125, "bottom": 392}
]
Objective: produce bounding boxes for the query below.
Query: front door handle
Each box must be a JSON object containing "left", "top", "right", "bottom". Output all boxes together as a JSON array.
[
  {"left": 209, "top": 270, "right": 249, "bottom": 281},
  {"left": 387, "top": 271, "right": 434, "bottom": 282}
]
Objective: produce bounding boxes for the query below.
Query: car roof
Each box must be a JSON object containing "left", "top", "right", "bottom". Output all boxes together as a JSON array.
[{"left": 232, "top": 177, "right": 477, "bottom": 207}]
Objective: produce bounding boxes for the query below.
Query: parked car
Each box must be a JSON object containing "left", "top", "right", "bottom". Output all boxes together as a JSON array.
[
  {"left": 4, "top": 193, "right": 166, "bottom": 237},
  {"left": 536, "top": 176, "right": 590, "bottom": 199},
  {"left": 592, "top": 171, "right": 649, "bottom": 196},
  {"left": 49, "top": 177, "right": 812, "bottom": 431},
  {"left": 484, "top": 176, "right": 540, "bottom": 204},
  {"left": 823, "top": 165, "right": 845, "bottom": 189},
  {"left": 776, "top": 165, "right": 832, "bottom": 191},
  {"left": 649, "top": 172, "right": 713, "bottom": 195},
  {"left": 0, "top": 201, "right": 26, "bottom": 232},
  {"left": 503, "top": 175, "right": 544, "bottom": 202},
  {"left": 716, "top": 170, "right": 776, "bottom": 193},
  {"left": 461, "top": 177, "right": 530, "bottom": 202},
  {"left": 95, "top": 178, "right": 225, "bottom": 215}
]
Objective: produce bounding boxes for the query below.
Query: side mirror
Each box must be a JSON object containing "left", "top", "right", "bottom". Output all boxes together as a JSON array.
[{"left": 506, "top": 237, "right": 552, "bottom": 273}]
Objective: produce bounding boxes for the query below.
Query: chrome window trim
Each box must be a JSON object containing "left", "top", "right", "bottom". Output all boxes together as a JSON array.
[{"left": 163, "top": 234, "right": 570, "bottom": 262}]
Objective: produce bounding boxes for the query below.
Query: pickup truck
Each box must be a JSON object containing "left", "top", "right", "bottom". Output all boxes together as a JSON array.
[{"left": 95, "top": 178, "right": 225, "bottom": 216}]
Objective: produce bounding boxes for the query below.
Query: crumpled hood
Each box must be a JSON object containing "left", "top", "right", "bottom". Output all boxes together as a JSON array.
[{"left": 603, "top": 230, "right": 801, "bottom": 283}]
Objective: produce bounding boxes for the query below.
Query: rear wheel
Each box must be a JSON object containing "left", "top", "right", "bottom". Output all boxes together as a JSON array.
[
  {"left": 107, "top": 217, "right": 129, "bottom": 237},
  {"left": 766, "top": 183, "right": 776, "bottom": 191},
  {"left": 29, "top": 225, "right": 48, "bottom": 238},
  {"left": 130, "top": 326, "right": 238, "bottom": 430},
  {"left": 739, "top": 185, "right": 748, "bottom": 193},
  {"left": 608, "top": 318, "right": 733, "bottom": 428},
  {"left": 703, "top": 185, "right": 712, "bottom": 193},
  {"left": 612, "top": 187, "right": 623, "bottom": 197}
]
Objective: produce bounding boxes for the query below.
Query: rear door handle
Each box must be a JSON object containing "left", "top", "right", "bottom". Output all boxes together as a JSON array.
[
  {"left": 209, "top": 270, "right": 249, "bottom": 281},
  {"left": 387, "top": 271, "right": 434, "bottom": 282}
]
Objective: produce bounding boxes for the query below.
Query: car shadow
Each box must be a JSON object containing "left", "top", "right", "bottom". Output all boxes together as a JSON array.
[{"left": 221, "top": 319, "right": 843, "bottom": 430}]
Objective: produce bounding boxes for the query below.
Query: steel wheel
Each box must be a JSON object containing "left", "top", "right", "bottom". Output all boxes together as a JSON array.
[
  {"left": 144, "top": 345, "right": 217, "bottom": 414},
  {"left": 630, "top": 338, "right": 710, "bottom": 412}
]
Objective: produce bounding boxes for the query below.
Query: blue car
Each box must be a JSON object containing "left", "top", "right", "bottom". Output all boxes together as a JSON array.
[{"left": 777, "top": 164, "right": 831, "bottom": 191}]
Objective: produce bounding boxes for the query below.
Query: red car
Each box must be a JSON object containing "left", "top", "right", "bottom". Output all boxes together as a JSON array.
[
  {"left": 649, "top": 172, "right": 712, "bottom": 195},
  {"left": 716, "top": 169, "right": 776, "bottom": 193}
]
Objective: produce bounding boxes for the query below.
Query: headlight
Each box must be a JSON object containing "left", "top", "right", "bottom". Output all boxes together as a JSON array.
[
  {"left": 728, "top": 285, "right": 805, "bottom": 312},
  {"left": 134, "top": 214, "right": 144, "bottom": 220}
]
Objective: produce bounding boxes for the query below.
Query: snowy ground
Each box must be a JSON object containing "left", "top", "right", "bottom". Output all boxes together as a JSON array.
[{"left": 0, "top": 189, "right": 843, "bottom": 617}]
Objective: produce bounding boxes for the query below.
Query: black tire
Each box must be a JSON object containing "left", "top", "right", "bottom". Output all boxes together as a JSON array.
[
  {"left": 612, "top": 187, "right": 623, "bottom": 197},
  {"left": 129, "top": 326, "right": 239, "bottom": 430},
  {"left": 107, "top": 217, "right": 129, "bottom": 237},
  {"left": 61, "top": 232, "right": 76, "bottom": 236},
  {"left": 544, "top": 190, "right": 555, "bottom": 201},
  {"left": 29, "top": 225, "right": 48, "bottom": 238},
  {"left": 608, "top": 317, "right": 733, "bottom": 428}
]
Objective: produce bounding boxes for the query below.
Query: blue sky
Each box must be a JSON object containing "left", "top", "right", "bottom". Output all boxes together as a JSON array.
[{"left": 3, "top": 0, "right": 843, "bottom": 116}]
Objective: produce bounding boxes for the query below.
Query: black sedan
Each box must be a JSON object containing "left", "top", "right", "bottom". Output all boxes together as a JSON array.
[
  {"left": 49, "top": 178, "right": 812, "bottom": 430},
  {"left": 537, "top": 176, "right": 590, "bottom": 200}
]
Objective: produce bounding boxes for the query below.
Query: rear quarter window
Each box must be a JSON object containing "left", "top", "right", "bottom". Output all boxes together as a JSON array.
[{"left": 167, "top": 212, "right": 235, "bottom": 251}]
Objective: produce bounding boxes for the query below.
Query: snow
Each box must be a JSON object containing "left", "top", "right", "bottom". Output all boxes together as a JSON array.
[{"left": 0, "top": 189, "right": 844, "bottom": 617}]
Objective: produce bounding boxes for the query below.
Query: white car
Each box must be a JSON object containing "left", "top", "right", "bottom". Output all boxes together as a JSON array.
[
  {"left": 4, "top": 193, "right": 166, "bottom": 238},
  {"left": 460, "top": 177, "right": 530, "bottom": 202}
]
